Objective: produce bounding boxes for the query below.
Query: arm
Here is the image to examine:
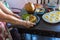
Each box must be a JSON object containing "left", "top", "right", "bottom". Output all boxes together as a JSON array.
[
  {"left": 0, "top": 2, "right": 14, "bottom": 15},
  {"left": 0, "top": 2, "right": 20, "bottom": 18},
  {"left": 0, "top": 9, "right": 34, "bottom": 28},
  {"left": 0, "top": 9, "right": 23, "bottom": 25}
]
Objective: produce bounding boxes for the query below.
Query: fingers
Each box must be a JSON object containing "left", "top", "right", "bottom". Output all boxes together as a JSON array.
[
  {"left": 13, "top": 14, "right": 21, "bottom": 19},
  {"left": 23, "top": 21, "right": 35, "bottom": 28},
  {"left": 27, "top": 21, "right": 35, "bottom": 25}
]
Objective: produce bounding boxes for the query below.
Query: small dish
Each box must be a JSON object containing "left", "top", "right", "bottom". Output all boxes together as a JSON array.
[
  {"left": 34, "top": 8, "right": 45, "bottom": 15},
  {"left": 22, "top": 14, "right": 40, "bottom": 25}
]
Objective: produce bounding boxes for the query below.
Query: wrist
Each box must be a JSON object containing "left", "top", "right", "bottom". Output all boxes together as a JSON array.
[
  {"left": 16, "top": 20, "right": 25, "bottom": 26},
  {"left": 20, "top": 20, "right": 27, "bottom": 26}
]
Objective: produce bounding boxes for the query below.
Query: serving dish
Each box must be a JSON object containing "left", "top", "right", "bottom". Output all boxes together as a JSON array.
[
  {"left": 22, "top": 14, "right": 40, "bottom": 25},
  {"left": 42, "top": 11, "right": 60, "bottom": 23}
]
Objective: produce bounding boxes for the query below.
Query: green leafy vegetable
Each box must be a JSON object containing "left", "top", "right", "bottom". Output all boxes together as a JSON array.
[{"left": 22, "top": 14, "right": 30, "bottom": 20}]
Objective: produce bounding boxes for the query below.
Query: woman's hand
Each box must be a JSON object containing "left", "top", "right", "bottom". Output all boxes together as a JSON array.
[
  {"left": 22, "top": 21, "right": 35, "bottom": 28},
  {"left": 0, "top": 2, "right": 35, "bottom": 28}
]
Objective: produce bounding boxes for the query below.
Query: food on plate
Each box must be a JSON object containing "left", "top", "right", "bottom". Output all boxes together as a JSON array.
[
  {"left": 34, "top": 4, "right": 43, "bottom": 9},
  {"left": 50, "top": 14, "right": 55, "bottom": 17},
  {"left": 37, "top": 8, "right": 44, "bottom": 12},
  {"left": 39, "top": 9, "right": 44, "bottom": 12},
  {"left": 35, "top": 8, "right": 45, "bottom": 13},
  {"left": 29, "top": 15, "right": 36, "bottom": 23},
  {"left": 36, "top": 9, "right": 40, "bottom": 12},
  {"left": 45, "top": 15, "right": 49, "bottom": 19},
  {"left": 24, "top": 2, "right": 43, "bottom": 14},
  {"left": 22, "top": 14, "right": 30, "bottom": 20},
  {"left": 49, "top": 18, "right": 53, "bottom": 22},
  {"left": 22, "top": 14, "right": 37, "bottom": 23},
  {"left": 55, "top": 16, "right": 59, "bottom": 21},
  {"left": 42, "top": 11, "right": 60, "bottom": 23},
  {"left": 24, "top": 2, "right": 35, "bottom": 13},
  {"left": 56, "top": 11, "right": 60, "bottom": 15}
]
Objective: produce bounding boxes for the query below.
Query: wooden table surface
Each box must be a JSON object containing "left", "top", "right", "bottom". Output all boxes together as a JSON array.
[{"left": 10, "top": 15, "right": 60, "bottom": 38}]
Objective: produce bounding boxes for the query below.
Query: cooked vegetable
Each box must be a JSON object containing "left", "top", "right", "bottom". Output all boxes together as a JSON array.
[
  {"left": 29, "top": 15, "right": 36, "bottom": 23},
  {"left": 22, "top": 14, "right": 30, "bottom": 20},
  {"left": 22, "top": 14, "right": 37, "bottom": 23}
]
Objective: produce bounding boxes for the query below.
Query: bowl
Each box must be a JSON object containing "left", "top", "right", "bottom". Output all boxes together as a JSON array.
[
  {"left": 34, "top": 8, "right": 45, "bottom": 15},
  {"left": 22, "top": 14, "right": 40, "bottom": 25}
]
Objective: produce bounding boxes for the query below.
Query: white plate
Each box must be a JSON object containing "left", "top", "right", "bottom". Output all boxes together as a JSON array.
[{"left": 42, "top": 11, "right": 60, "bottom": 23}]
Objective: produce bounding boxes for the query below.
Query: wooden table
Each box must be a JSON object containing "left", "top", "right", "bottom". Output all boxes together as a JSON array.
[{"left": 9, "top": 14, "right": 60, "bottom": 38}]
